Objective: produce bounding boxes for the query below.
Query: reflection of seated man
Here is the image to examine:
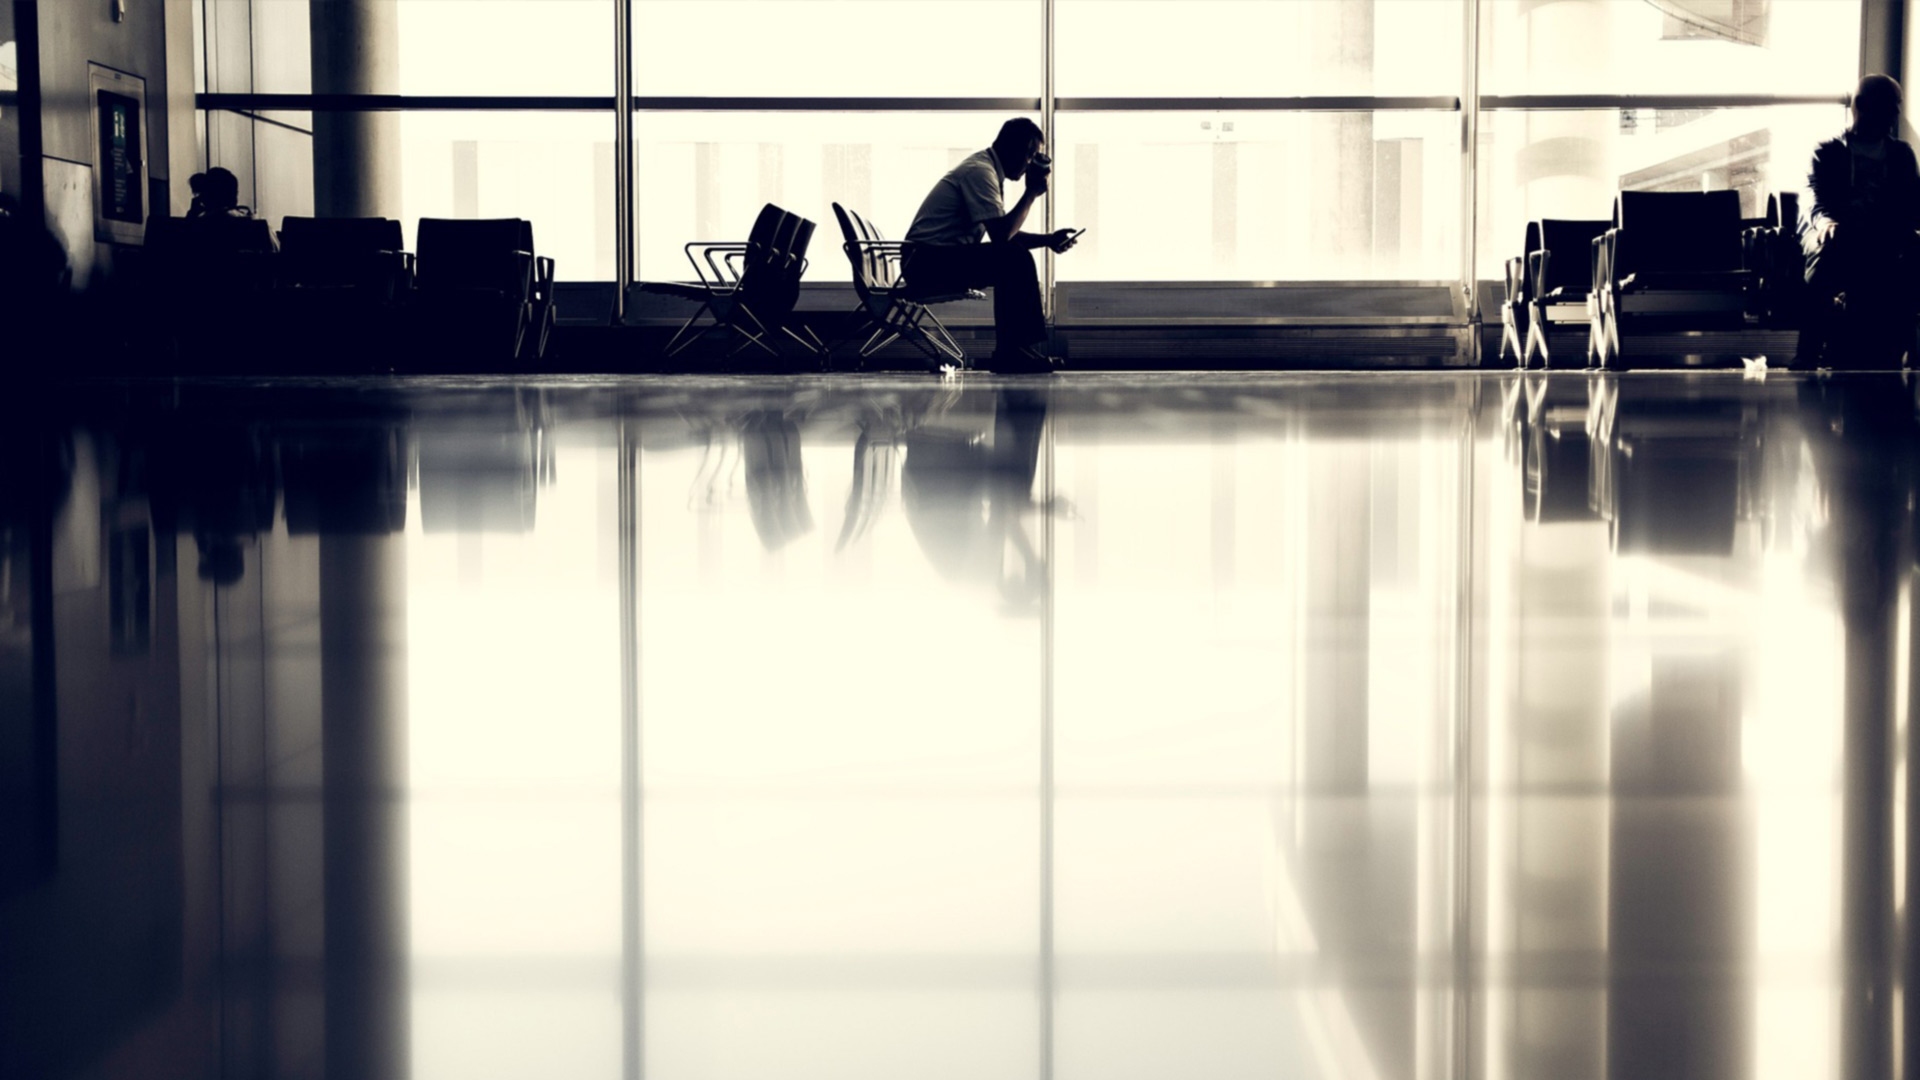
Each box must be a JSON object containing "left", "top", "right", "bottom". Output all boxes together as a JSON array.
[
  {"left": 902, "top": 388, "right": 1051, "bottom": 611},
  {"left": 903, "top": 118, "right": 1079, "bottom": 372},
  {"left": 1802, "top": 74, "right": 1920, "bottom": 365}
]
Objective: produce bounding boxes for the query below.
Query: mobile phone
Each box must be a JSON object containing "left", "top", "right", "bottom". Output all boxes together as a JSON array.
[{"left": 1067, "top": 228, "right": 1087, "bottom": 239}]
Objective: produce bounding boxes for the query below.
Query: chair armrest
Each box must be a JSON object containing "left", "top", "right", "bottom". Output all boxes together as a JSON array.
[
  {"left": 684, "top": 241, "right": 749, "bottom": 290},
  {"left": 1505, "top": 256, "right": 1527, "bottom": 300}
]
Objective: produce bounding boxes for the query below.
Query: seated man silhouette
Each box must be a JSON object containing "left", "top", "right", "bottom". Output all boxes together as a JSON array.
[
  {"left": 186, "top": 167, "right": 252, "bottom": 219},
  {"left": 903, "top": 118, "right": 1079, "bottom": 372},
  {"left": 1802, "top": 73, "right": 1920, "bottom": 366}
]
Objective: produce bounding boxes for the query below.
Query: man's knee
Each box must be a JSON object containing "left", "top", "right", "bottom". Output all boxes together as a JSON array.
[{"left": 991, "top": 245, "right": 1037, "bottom": 283}]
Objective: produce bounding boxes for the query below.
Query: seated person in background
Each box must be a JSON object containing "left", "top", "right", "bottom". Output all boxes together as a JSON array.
[
  {"left": 1802, "top": 73, "right": 1920, "bottom": 365},
  {"left": 904, "top": 118, "right": 1080, "bottom": 371},
  {"left": 185, "top": 167, "right": 252, "bottom": 219}
]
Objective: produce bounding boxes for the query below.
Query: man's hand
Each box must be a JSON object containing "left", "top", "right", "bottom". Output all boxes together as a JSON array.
[
  {"left": 1024, "top": 166, "right": 1050, "bottom": 197},
  {"left": 1047, "top": 228, "right": 1079, "bottom": 253}
]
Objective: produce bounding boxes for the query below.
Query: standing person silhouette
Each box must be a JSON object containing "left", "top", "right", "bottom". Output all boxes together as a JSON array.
[
  {"left": 1802, "top": 73, "right": 1920, "bottom": 367},
  {"left": 903, "top": 118, "right": 1080, "bottom": 373}
]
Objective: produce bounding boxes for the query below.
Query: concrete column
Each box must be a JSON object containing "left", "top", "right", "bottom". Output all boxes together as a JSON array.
[
  {"left": 319, "top": 531, "right": 408, "bottom": 1080},
  {"left": 1308, "top": 0, "right": 1374, "bottom": 277},
  {"left": 309, "top": 0, "right": 400, "bottom": 218}
]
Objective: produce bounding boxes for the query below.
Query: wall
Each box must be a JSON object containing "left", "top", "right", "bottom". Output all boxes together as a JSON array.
[{"left": 26, "top": 0, "right": 172, "bottom": 288}]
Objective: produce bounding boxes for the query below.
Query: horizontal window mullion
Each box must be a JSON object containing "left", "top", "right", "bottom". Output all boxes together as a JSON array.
[
  {"left": 1479, "top": 93, "right": 1848, "bottom": 111},
  {"left": 633, "top": 96, "right": 1043, "bottom": 111},
  {"left": 1058, "top": 96, "right": 1460, "bottom": 112},
  {"left": 198, "top": 93, "right": 616, "bottom": 111}
]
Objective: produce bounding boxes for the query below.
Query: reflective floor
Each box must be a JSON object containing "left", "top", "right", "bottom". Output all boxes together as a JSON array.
[{"left": 2, "top": 371, "right": 1916, "bottom": 1080}]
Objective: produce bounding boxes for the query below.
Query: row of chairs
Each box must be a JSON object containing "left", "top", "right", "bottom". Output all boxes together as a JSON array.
[
  {"left": 136, "top": 214, "right": 556, "bottom": 366},
  {"left": 1501, "top": 190, "right": 1804, "bottom": 369},
  {"left": 642, "top": 202, "right": 986, "bottom": 370}
]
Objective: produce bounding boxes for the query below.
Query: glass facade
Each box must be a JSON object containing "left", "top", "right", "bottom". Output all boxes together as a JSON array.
[{"left": 193, "top": 0, "right": 1863, "bottom": 292}]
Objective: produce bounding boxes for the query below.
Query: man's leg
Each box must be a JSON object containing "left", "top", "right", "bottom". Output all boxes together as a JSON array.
[{"left": 907, "top": 244, "right": 1047, "bottom": 352}]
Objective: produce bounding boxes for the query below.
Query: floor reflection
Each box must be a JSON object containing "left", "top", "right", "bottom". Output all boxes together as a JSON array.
[{"left": 1, "top": 373, "right": 1914, "bottom": 1079}]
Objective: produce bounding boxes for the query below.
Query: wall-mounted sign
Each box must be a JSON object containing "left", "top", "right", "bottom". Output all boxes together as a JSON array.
[
  {"left": 87, "top": 64, "right": 148, "bottom": 244},
  {"left": 98, "top": 91, "right": 142, "bottom": 224}
]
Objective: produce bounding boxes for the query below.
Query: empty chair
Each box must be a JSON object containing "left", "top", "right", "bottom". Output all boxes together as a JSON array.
[
  {"left": 410, "top": 218, "right": 552, "bottom": 367},
  {"left": 1523, "top": 218, "right": 1611, "bottom": 369},
  {"left": 638, "top": 202, "right": 824, "bottom": 360},
  {"left": 1590, "top": 190, "right": 1750, "bottom": 368},
  {"left": 278, "top": 216, "right": 412, "bottom": 298},
  {"left": 832, "top": 203, "right": 984, "bottom": 371},
  {"left": 1500, "top": 222, "right": 1541, "bottom": 366},
  {"left": 272, "top": 217, "right": 412, "bottom": 367}
]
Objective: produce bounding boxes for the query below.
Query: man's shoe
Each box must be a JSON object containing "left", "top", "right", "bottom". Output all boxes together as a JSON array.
[{"left": 987, "top": 343, "right": 1063, "bottom": 374}]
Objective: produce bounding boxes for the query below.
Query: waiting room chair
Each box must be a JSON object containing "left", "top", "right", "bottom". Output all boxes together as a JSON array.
[
  {"left": 138, "top": 214, "right": 278, "bottom": 366},
  {"left": 1523, "top": 218, "right": 1611, "bottom": 369},
  {"left": 1741, "top": 192, "right": 1805, "bottom": 328},
  {"left": 411, "top": 218, "right": 554, "bottom": 366},
  {"left": 831, "top": 202, "right": 983, "bottom": 371},
  {"left": 1500, "top": 222, "right": 1541, "bottom": 366},
  {"left": 1590, "top": 190, "right": 1750, "bottom": 368},
  {"left": 638, "top": 202, "right": 825, "bottom": 360}
]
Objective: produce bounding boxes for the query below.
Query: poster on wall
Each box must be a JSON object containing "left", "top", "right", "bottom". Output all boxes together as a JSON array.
[
  {"left": 87, "top": 64, "right": 147, "bottom": 244},
  {"left": 98, "top": 91, "right": 143, "bottom": 225}
]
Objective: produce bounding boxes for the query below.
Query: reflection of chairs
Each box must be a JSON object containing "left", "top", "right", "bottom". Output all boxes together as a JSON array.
[
  {"left": 1591, "top": 191, "right": 1750, "bottom": 368},
  {"left": 1586, "top": 379, "right": 1756, "bottom": 555},
  {"left": 831, "top": 203, "right": 984, "bottom": 370},
  {"left": 1523, "top": 218, "right": 1610, "bottom": 369},
  {"left": 640, "top": 203, "right": 824, "bottom": 360},
  {"left": 411, "top": 218, "right": 555, "bottom": 365},
  {"left": 741, "top": 412, "right": 813, "bottom": 551}
]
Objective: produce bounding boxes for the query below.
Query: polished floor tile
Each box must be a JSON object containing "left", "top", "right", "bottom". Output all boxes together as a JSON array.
[{"left": 1, "top": 372, "right": 1915, "bottom": 1080}]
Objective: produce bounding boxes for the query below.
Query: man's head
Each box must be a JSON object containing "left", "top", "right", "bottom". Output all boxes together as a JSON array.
[
  {"left": 192, "top": 167, "right": 241, "bottom": 211},
  {"left": 1853, "top": 73, "right": 1903, "bottom": 140},
  {"left": 993, "top": 117, "right": 1046, "bottom": 180}
]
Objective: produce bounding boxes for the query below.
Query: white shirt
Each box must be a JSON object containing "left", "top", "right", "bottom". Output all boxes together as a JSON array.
[{"left": 904, "top": 147, "right": 1006, "bottom": 246}]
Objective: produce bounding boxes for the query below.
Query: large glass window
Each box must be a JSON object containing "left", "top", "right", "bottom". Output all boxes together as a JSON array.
[
  {"left": 1057, "top": 0, "right": 1464, "bottom": 97},
  {"left": 1479, "top": 0, "right": 1860, "bottom": 96},
  {"left": 201, "top": 0, "right": 1869, "bottom": 293},
  {"left": 1052, "top": 110, "right": 1461, "bottom": 281},
  {"left": 1474, "top": 104, "right": 1847, "bottom": 278},
  {"left": 634, "top": 1, "right": 1039, "bottom": 97},
  {"left": 397, "top": 1, "right": 613, "bottom": 95},
  {"left": 635, "top": 111, "right": 1033, "bottom": 279}
]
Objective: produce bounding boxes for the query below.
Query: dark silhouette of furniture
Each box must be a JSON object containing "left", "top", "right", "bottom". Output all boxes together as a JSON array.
[
  {"left": 1741, "top": 192, "right": 1805, "bottom": 328},
  {"left": 638, "top": 202, "right": 824, "bottom": 360},
  {"left": 831, "top": 202, "right": 983, "bottom": 370},
  {"left": 1590, "top": 190, "right": 1750, "bottom": 368},
  {"left": 274, "top": 217, "right": 412, "bottom": 366},
  {"left": 278, "top": 217, "right": 412, "bottom": 299},
  {"left": 138, "top": 214, "right": 278, "bottom": 364},
  {"left": 1500, "top": 222, "right": 1540, "bottom": 366},
  {"left": 410, "top": 217, "right": 554, "bottom": 365},
  {"left": 1523, "top": 218, "right": 1611, "bottom": 369}
]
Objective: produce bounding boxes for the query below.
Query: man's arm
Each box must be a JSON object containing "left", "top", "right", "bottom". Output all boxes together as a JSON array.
[{"left": 984, "top": 168, "right": 1048, "bottom": 246}]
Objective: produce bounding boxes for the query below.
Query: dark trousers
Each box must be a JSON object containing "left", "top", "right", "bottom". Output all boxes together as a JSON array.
[{"left": 904, "top": 243, "right": 1046, "bottom": 350}]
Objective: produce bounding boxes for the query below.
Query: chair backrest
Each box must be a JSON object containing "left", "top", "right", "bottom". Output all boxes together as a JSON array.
[
  {"left": 1536, "top": 218, "right": 1611, "bottom": 294},
  {"left": 1768, "top": 191, "right": 1800, "bottom": 232},
  {"left": 279, "top": 216, "right": 405, "bottom": 286},
  {"left": 416, "top": 217, "right": 533, "bottom": 294},
  {"left": 740, "top": 205, "right": 816, "bottom": 317},
  {"left": 1617, "top": 190, "right": 1744, "bottom": 274},
  {"left": 832, "top": 202, "right": 900, "bottom": 306}
]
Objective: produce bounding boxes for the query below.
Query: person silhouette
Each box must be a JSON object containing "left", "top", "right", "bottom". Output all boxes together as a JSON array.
[
  {"left": 1801, "top": 73, "right": 1920, "bottom": 367},
  {"left": 902, "top": 118, "right": 1080, "bottom": 373},
  {"left": 185, "top": 167, "right": 251, "bottom": 220}
]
